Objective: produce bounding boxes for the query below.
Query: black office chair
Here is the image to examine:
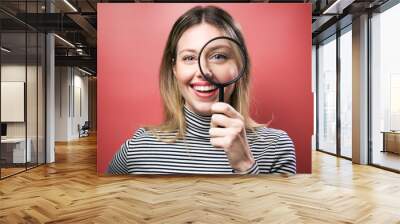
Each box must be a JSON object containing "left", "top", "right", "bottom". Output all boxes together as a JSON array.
[{"left": 79, "top": 121, "right": 90, "bottom": 138}]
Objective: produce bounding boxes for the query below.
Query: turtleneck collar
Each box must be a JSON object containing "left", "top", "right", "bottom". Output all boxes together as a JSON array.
[{"left": 183, "top": 105, "right": 212, "bottom": 138}]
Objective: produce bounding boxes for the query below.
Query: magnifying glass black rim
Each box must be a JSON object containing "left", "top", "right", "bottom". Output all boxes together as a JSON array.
[{"left": 198, "top": 36, "right": 248, "bottom": 87}]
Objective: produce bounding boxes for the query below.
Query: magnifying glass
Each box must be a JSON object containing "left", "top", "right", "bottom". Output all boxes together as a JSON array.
[{"left": 198, "top": 36, "right": 248, "bottom": 103}]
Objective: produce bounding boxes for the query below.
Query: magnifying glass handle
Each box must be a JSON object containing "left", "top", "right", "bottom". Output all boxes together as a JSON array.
[
  {"left": 218, "top": 86, "right": 224, "bottom": 102},
  {"left": 216, "top": 87, "right": 225, "bottom": 129}
]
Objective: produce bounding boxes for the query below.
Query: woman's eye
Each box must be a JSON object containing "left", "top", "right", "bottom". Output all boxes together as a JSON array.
[
  {"left": 182, "top": 55, "right": 196, "bottom": 62},
  {"left": 210, "top": 53, "right": 227, "bottom": 62}
]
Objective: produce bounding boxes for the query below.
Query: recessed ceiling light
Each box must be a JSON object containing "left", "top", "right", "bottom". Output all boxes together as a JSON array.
[
  {"left": 323, "top": 0, "right": 355, "bottom": 15},
  {"left": 54, "top": 34, "right": 75, "bottom": 48},
  {"left": 78, "top": 67, "right": 93, "bottom": 76},
  {"left": 1, "top": 47, "right": 11, "bottom": 53},
  {"left": 63, "top": 0, "right": 78, "bottom": 12}
]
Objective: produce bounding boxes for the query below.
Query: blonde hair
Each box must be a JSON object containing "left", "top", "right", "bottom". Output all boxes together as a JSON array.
[{"left": 145, "top": 6, "right": 262, "bottom": 142}]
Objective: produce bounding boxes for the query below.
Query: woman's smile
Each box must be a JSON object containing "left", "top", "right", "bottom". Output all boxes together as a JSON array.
[{"left": 190, "top": 81, "right": 218, "bottom": 100}]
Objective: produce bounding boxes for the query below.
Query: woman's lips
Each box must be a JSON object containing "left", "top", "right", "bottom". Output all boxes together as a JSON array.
[{"left": 190, "top": 82, "right": 218, "bottom": 99}]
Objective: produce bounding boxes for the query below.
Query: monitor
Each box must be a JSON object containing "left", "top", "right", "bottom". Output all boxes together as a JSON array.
[{"left": 1, "top": 123, "right": 7, "bottom": 137}]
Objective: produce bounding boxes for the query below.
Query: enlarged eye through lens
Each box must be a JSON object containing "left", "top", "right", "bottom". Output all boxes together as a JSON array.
[
  {"left": 209, "top": 52, "right": 228, "bottom": 63},
  {"left": 198, "top": 36, "right": 247, "bottom": 102}
]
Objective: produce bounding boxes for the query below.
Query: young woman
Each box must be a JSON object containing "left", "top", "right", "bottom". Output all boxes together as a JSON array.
[{"left": 107, "top": 6, "right": 296, "bottom": 175}]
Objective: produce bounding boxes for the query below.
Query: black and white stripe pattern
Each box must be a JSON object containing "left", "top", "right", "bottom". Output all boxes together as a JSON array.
[{"left": 107, "top": 106, "right": 296, "bottom": 175}]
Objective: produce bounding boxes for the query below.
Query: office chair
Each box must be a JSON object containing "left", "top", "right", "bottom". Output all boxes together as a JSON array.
[{"left": 79, "top": 121, "right": 90, "bottom": 138}]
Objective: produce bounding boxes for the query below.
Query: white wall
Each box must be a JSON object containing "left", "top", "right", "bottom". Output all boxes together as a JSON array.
[
  {"left": 55, "top": 66, "right": 69, "bottom": 141},
  {"left": 72, "top": 73, "right": 89, "bottom": 138},
  {"left": 55, "top": 67, "right": 89, "bottom": 141}
]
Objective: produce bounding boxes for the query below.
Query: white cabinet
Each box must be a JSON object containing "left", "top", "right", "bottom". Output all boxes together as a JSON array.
[{"left": 1, "top": 138, "right": 32, "bottom": 163}]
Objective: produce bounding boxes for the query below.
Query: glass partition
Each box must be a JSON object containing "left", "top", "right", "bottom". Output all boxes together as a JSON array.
[
  {"left": 1, "top": 30, "right": 28, "bottom": 177},
  {"left": 317, "top": 35, "right": 337, "bottom": 154},
  {"left": 0, "top": 1, "right": 46, "bottom": 179},
  {"left": 27, "top": 30, "right": 38, "bottom": 169},
  {"left": 38, "top": 32, "right": 45, "bottom": 165}
]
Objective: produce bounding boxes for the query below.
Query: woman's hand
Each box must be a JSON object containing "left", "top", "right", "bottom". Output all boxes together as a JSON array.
[{"left": 209, "top": 102, "right": 255, "bottom": 172}]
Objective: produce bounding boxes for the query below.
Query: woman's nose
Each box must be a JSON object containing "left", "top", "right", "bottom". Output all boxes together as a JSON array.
[{"left": 194, "top": 65, "right": 206, "bottom": 80}]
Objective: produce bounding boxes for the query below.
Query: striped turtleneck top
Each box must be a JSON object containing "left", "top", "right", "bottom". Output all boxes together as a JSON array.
[{"left": 107, "top": 106, "right": 296, "bottom": 175}]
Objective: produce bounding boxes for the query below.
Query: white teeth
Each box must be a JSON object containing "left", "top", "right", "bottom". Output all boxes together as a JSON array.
[{"left": 192, "top": 85, "right": 217, "bottom": 92}]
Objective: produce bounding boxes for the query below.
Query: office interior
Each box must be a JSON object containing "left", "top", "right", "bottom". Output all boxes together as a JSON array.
[
  {"left": 314, "top": 0, "right": 400, "bottom": 172},
  {"left": 0, "top": 0, "right": 97, "bottom": 179},
  {"left": 0, "top": 0, "right": 399, "bottom": 222}
]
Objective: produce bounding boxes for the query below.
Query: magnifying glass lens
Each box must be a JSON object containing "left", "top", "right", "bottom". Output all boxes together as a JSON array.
[
  {"left": 199, "top": 38, "right": 245, "bottom": 85},
  {"left": 198, "top": 37, "right": 247, "bottom": 102}
]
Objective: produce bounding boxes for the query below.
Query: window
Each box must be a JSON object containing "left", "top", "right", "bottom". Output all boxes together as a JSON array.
[
  {"left": 318, "top": 35, "right": 337, "bottom": 154},
  {"left": 340, "top": 27, "right": 352, "bottom": 158},
  {"left": 371, "top": 2, "right": 400, "bottom": 171}
]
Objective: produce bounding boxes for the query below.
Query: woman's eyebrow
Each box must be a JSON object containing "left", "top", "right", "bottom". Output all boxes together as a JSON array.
[
  {"left": 204, "top": 45, "right": 231, "bottom": 52},
  {"left": 178, "top": 49, "right": 197, "bottom": 55}
]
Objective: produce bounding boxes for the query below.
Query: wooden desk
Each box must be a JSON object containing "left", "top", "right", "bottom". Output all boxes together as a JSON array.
[
  {"left": 381, "top": 131, "right": 400, "bottom": 154},
  {"left": 1, "top": 138, "right": 32, "bottom": 163}
]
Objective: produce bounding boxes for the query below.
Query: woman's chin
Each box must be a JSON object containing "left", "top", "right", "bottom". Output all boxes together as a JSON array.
[{"left": 188, "top": 101, "right": 214, "bottom": 116}]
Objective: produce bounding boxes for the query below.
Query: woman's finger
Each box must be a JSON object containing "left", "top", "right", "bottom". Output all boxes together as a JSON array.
[
  {"left": 211, "top": 114, "right": 235, "bottom": 128},
  {"left": 209, "top": 128, "right": 231, "bottom": 138},
  {"left": 211, "top": 102, "right": 243, "bottom": 120},
  {"left": 210, "top": 136, "right": 231, "bottom": 150},
  {"left": 210, "top": 127, "right": 242, "bottom": 138}
]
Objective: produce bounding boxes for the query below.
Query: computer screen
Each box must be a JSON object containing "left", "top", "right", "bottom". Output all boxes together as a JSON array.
[{"left": 1, "top": 123, "right": 7, "bottom": 137}]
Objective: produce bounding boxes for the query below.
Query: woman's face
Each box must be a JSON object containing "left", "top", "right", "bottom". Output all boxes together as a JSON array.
[{"left": 173, "top": 23, "right": 235, "bottom": 116}]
